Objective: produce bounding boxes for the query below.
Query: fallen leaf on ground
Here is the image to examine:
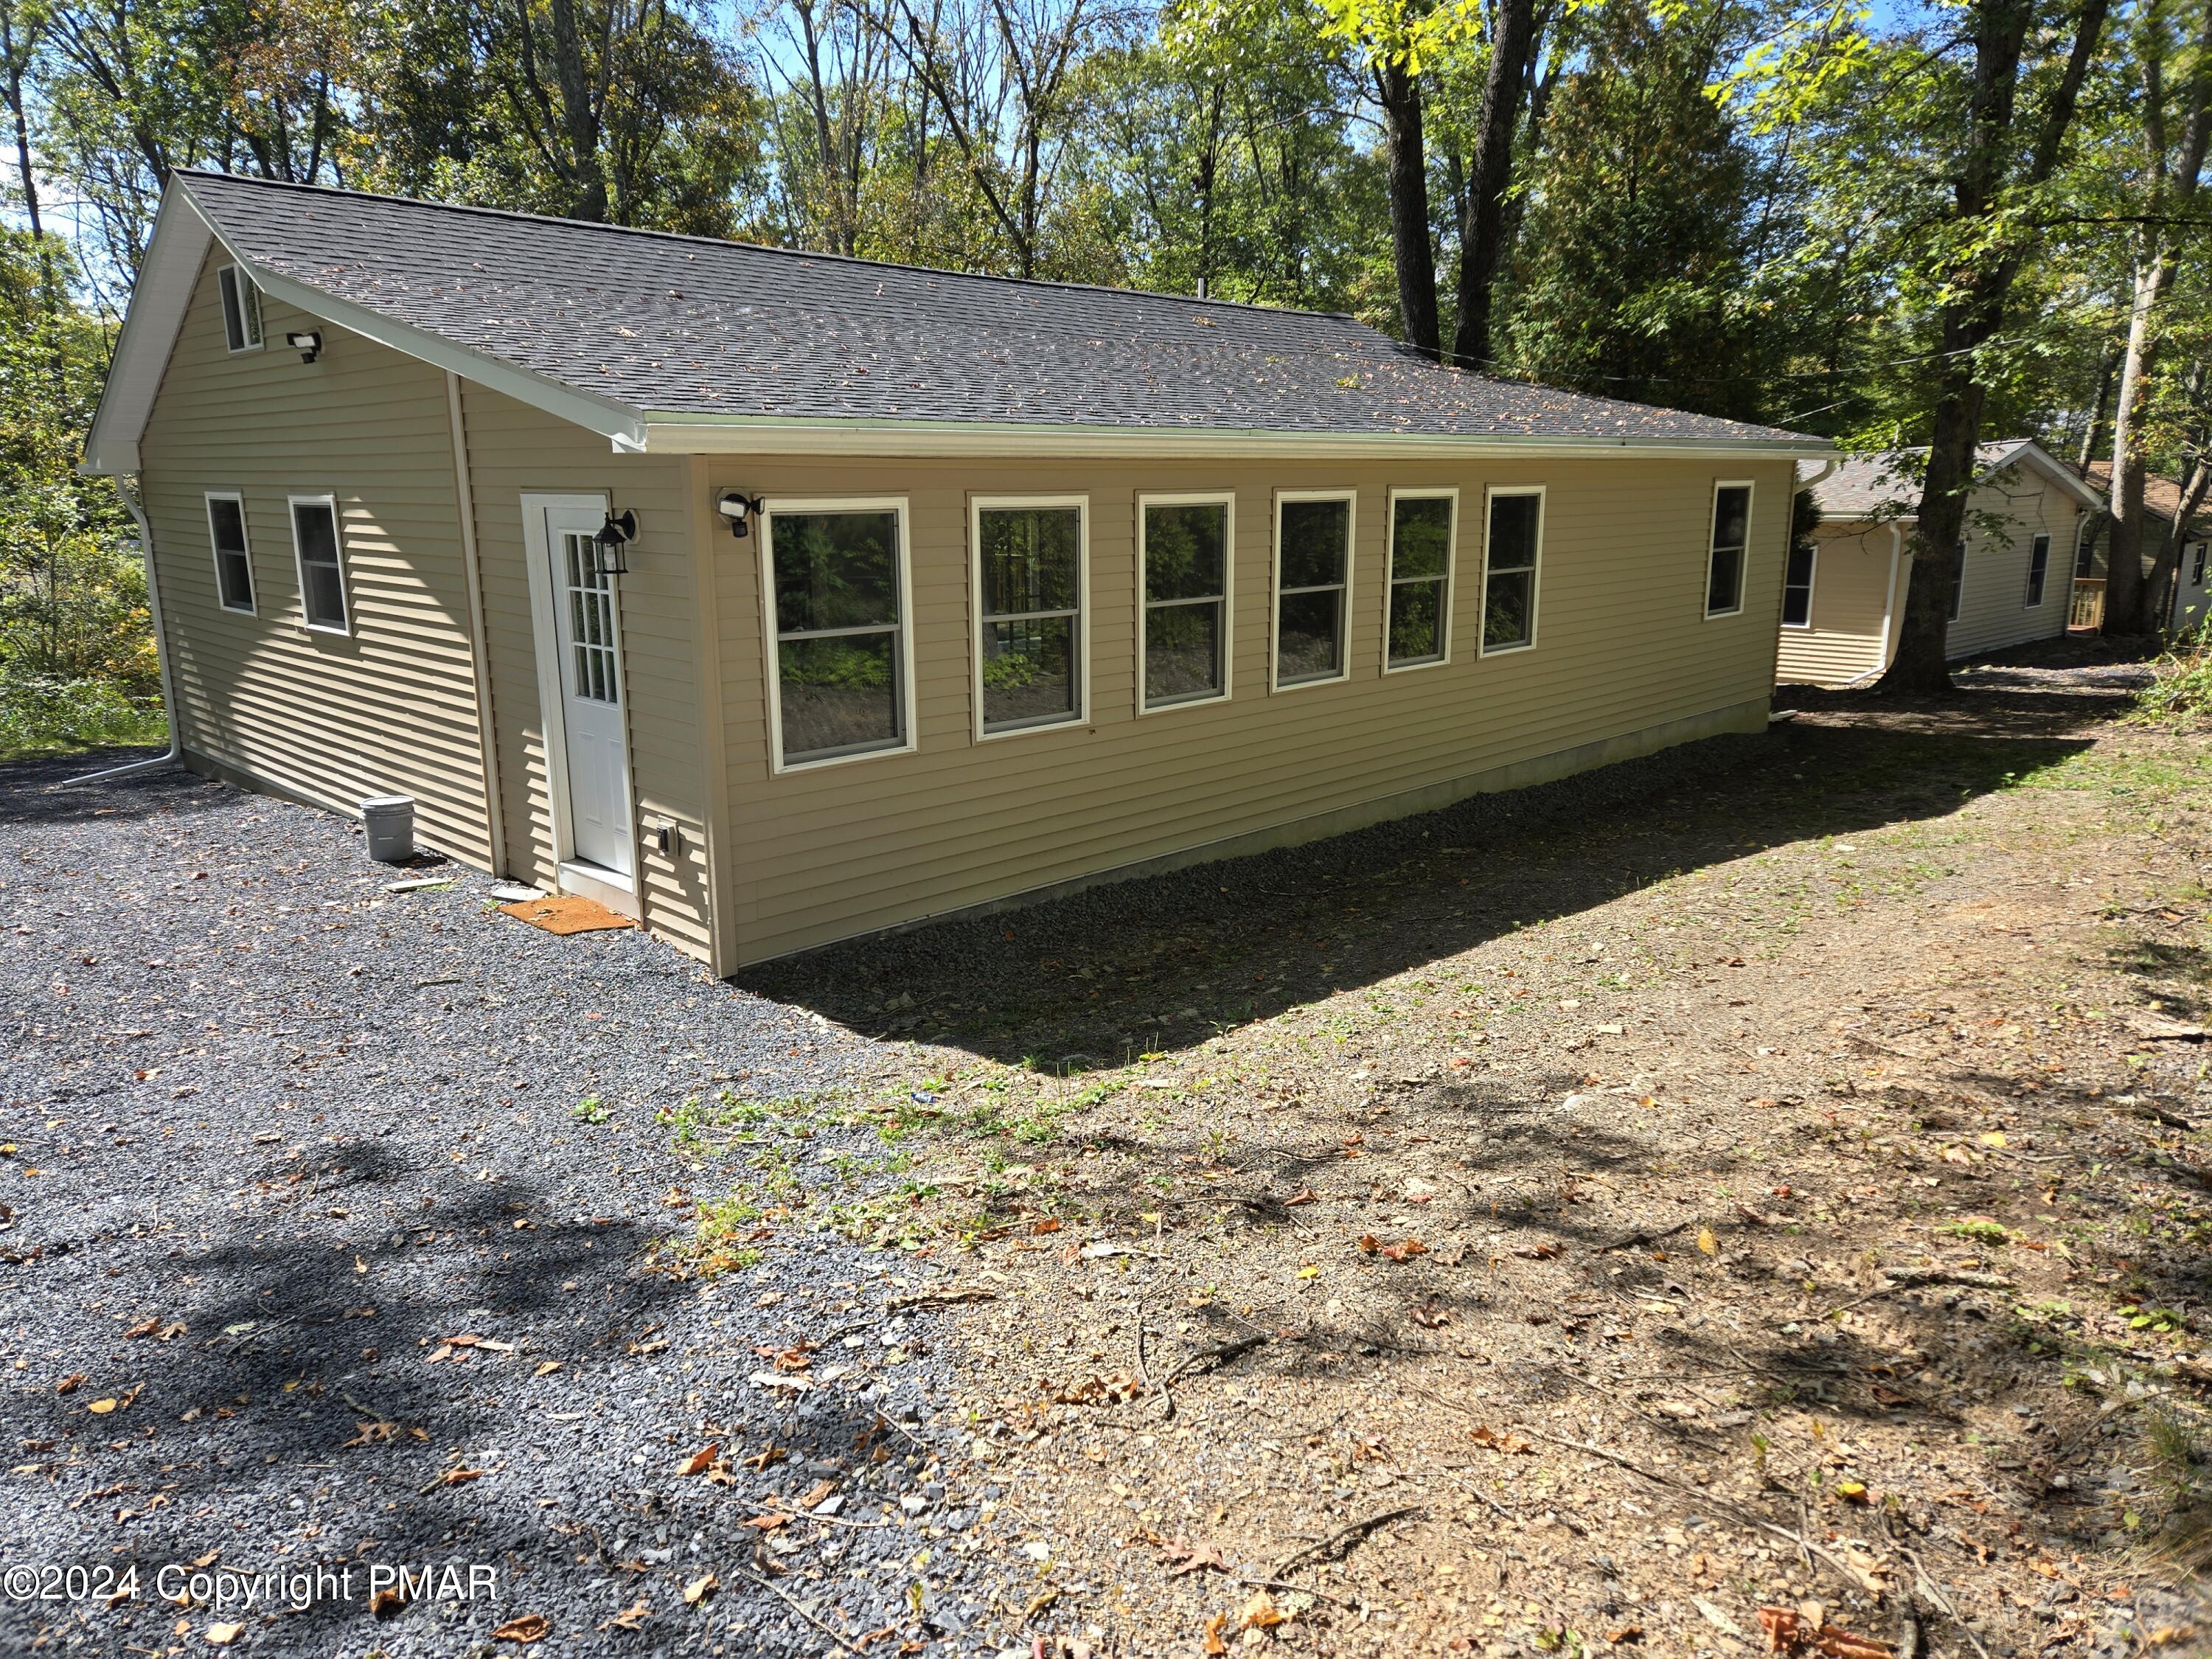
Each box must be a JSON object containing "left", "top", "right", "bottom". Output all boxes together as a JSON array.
[
  {"left": 603, "top": 1600, "right": 650, "bottom": 1632},
  {"left": 1203, "top": 1612, "right": 1231, "bottom": 1655},
  {"left": 682, "top": 1573, "right": 717, "bottom": 1607},
  {"left": 1380, "top": 1238, "right": 1427, "bottom": 1262},
  {"left": 1411, "top": 1298, "right": 1451, "bottom": 1328},
  {"left": 676, "top": 1443, "right": 718, "bottom": 1477},
  {"left": 54, "top": 1373, "right": 85, "bottom": 1395},
  {"left": 1606, "top": 1629, "right": 1644, "bottom": 1645},
  {"left": 1159, "top": 1537, "right": 1229, "bottom": 1576},
  {"left": 1470, "top": 1425, "right": 1534, "bottom": 1454},
  {"left": 124, "top": 1317, "right": 161, "bottom": 1338},
  {"left": 205, "top": 1624, "right": 244, "bottom": 1647},
  {"left": 433, "top": 1467, "right": 484, "bottom": 1487},
  {"left": 1514, "top": 1241, "right": 1563, "bottom": 1260},
  {"left": 492, "top": 1613, "right": 550, "bottom": 1643},
  {"left": 795, "top": 1476, "right": 839, "bottom": 1509},
  {"left": 1241, "top": 1588, "right": 1287, "bottom": 1630},
  {"left": 1759, "top": 1606, "right": 1893, "bottom": 1659}
]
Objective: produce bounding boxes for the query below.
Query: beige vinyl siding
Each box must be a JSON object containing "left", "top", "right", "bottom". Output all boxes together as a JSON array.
[
  {"left": 1775, "top": 524, "right": 1899, "bottom": 687},
  {"left": 138, "top": 253, "right": 495, "bottom": 863},
  {"left": 1947, "top": 467, "right": 2079, "bottom": 659},
  {"left": 713, "top": 456, "right": 1793, "bottom": 964},
  {"left": 455, "top": 383, "right": 715, "bottom": 961}
]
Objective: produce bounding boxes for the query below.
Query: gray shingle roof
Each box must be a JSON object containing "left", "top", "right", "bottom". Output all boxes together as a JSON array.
[
  {"left": 176, "top": 170, "right": 1819, "bottom": 449},
  {"left": 1814, "top": 441, "right": 2037, "bottom": 518}
]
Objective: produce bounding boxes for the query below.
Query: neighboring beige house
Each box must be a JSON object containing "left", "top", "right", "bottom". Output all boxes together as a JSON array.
[
  {"left": 1775, "top": 440, "right": 2101, "bottom": 688},
  {"left": 85, "top": 171, "right": 1826, "bottom": 970},
  {"left": 2073, "top": 460, "right": 2212, "bottom": 633}
]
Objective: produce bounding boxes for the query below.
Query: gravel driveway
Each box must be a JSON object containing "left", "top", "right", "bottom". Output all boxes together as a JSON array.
[{"left": 0, "top": 754, "right": 1020, "bottom": 1658}]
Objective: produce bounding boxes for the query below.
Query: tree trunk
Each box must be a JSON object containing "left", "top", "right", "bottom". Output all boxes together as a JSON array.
[
  {"left": 1449, "top": 0, "right": 1534, "bottom": 372},
  {"left": 1877, "top": 0, "right": 2108, "bottom": 692},
  {"left": 2077, "top": 339, "right": 2118, "bottom": 467},
  {"left": 2109, "top": 0, "right": 2212, "bottom": 632},
  {"left": 1376, "top": 56, "right": 1439, "bottom": 361}
]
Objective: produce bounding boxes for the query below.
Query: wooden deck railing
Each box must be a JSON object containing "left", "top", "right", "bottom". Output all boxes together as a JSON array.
[{"left": 2068, "top": 577, "right": 2106, "bottom": 632}]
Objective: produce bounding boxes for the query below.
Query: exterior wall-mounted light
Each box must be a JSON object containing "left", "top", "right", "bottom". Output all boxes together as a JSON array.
[
  {"left": 286, "top": 330, "right": 323, "bottom": 364},
  {"left": 717, "top": 491, "right": 764, "bottom": 538},
  {"left": 593, "top": 509, "right": 637, "bottom": 575}
]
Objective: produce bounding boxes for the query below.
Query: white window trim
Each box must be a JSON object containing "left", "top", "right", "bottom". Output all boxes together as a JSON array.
[
  {"left": 1270, "top": 487, "right": 1357, "bottom": 692},
  {"left": 218, "top": 264, "right": 263, "bottom": 355},
  {"left": 287, "top": 493, "right": 352, "bottom": 636},
  {"left": 1780, "top": 539, "right": 1817, "bottom": 630},
  {"left": 1137, "top": 490, "right": 1236, "bottom": 714},
  {"left": 1478, "top": 484, "right": 1544, "bottom": 657},
  {"left": 1382, "top": 487, "right": 1458, "bottom": 674},
  {"left": 758, "top": 495, "right": 918, "bottom": 774},
  {"left": 1702, "top": 479, "right": 1754, "bottom": 621},
  {"left": 2023, "top": 532, "right": 2051, "bottom": 608},
  {"left": 970, "top": 494, "right": 1090, "bottom": 742},
  {"left": 204, "top": 490, "right": 256, "bottom": 616}
]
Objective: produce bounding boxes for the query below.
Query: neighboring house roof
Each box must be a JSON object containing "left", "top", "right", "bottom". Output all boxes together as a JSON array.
[
  {"left": 2073, "top": 459, "right": 2212, "bottom": 537},
  {"left": 1812, "top": 439, "right": 2102, "bottom": 520},
  {"left": 85, "top": 170, "right": 1829, "bottom": 473}
]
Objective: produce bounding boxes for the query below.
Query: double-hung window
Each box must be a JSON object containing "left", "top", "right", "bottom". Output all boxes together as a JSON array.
[
  {"left": 1704, "top": 482, "right": 1752, "bottom": 618},
  {"left": 973, "top": 497, "right": 1085, "bottom": 736},
  {"left": 206, "top": 493, "right": 255, "bottom": 614},
  {"left": 763, "top": 499, "right": 914, "bottom": 768},
  {"left": 288, "top": 495, "right": 349, "bottom": 633},
  {"left": 218, "top": 265, "right": 263, "bottom": 353},
  {"left": 1781, "top": 540, "right": 1815, "bottom": 627},
  {"left": 2194, "top": 543, "right": 2208, "bottom": 588},
  {"left": 1481, "top": 487, "right": 1542, "bottom": 653},
  {"left": 2023, "top": 532, "right": 2051, "bottom": 608},
  {"left": 1385, "top": 490, "right": 1455, "bottom": 668},
  {"left": 1949, "top": 540, "right": 1967, "bottom": 623},
  {"left": 1139, "top": 494, "right": 1232, "bottom": 709},
  {"left": 1273, "top": 492, "right": 1353, "bottom": 687}
]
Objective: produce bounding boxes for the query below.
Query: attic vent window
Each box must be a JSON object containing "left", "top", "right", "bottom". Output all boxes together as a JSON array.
[{"left": 218, "top": 265, "right": 263, "bottom": 354}]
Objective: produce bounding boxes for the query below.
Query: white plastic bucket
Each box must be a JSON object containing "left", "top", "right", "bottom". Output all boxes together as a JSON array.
[{"left": 361, "top": 795, "right": 416, "bottom": 863}]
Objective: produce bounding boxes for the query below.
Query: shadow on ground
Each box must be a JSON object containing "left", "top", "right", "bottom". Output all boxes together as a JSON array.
[{"left": 745, "top": 676, "right": 2114, "bottom": 1067}]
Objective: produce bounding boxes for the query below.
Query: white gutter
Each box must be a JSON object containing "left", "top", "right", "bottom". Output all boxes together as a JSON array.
[
  {"left": 445, "top": 370, "right": 507, "bottom": 875},
  {"left": 65, "top": 478, "right": 182, "bottom": 787},
  {"left": 636, "top": 414, "right": 1830, "bottom": 463}
]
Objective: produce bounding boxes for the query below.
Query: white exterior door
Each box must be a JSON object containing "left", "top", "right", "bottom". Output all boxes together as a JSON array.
[{"left": 546, "top": 509, "right": 633, "bottom": 878}]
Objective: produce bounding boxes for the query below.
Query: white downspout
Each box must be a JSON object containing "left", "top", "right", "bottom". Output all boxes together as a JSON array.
[
  {"left": 65, "top": 477, "right": 182, "bottom": 787},
  {"left": 446, "top": 370, "right": 508, "bottom": 876}
]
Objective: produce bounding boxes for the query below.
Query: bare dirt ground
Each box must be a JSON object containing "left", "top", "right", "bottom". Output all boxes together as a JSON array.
[{"left": 740, "top": 641, "right": 2212, "bottom": 1658}]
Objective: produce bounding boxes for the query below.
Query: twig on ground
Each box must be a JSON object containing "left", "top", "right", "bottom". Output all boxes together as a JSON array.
[
  {"left": 1825, "top": 1268, "right": 2014, "bottom": 1317},
  {"left": 739, "top": 1567, "right": 866, "bottom": 1654},
  {"left": 885, "top": 1287, "right": 997, "bottom": 1312},
  {"left": 1272, "top": 1504, "right": 1425, "bottom": 1576},
  {"left": 1900, "top": 1546, "right": 1989, "bottom": 1659},
  {"left": 1161, "top": 1332, "right": 1270, "bottom": 1389},
  {"left": 1598, "top": 1220, "right": 1693, "bottom": 1253},
  {"left": 1237, "top": 1575, "right": 1352, "bottom": 1608}
]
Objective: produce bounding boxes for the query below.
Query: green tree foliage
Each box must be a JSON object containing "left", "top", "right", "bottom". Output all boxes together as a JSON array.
[{"left": 1496, "top": 0, "right": 1773, "bottom": 418}]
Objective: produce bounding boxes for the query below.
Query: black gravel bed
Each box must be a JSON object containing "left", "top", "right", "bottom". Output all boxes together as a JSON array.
[{"left": 0, "top": 755, "right": 1026, "bottom": 1658}]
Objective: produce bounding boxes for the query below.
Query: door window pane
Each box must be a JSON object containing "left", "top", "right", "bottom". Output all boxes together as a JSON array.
[
  {"left": 768, "top": 506, "right": 908, "bottom": 764},
  {"left": 1482, "top": 492, "right": 1540, "bottom": 652},
  {"left": 978, "top": 504, "right": 1082, "bottom": 732},
  {"left": 1143, "top": 500, "right": 1228, "bottom": 706},
  {"left": 1276, "top": 496, "right": 1349, "bottom": 685},
  {"left": 1705, "top": 485, "right": 1750, "bottom": 616}
]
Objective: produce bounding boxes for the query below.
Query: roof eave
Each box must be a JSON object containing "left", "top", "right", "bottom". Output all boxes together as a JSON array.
[{"left": 635, "top": 414, "right": 1830, "bottom": 462}]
